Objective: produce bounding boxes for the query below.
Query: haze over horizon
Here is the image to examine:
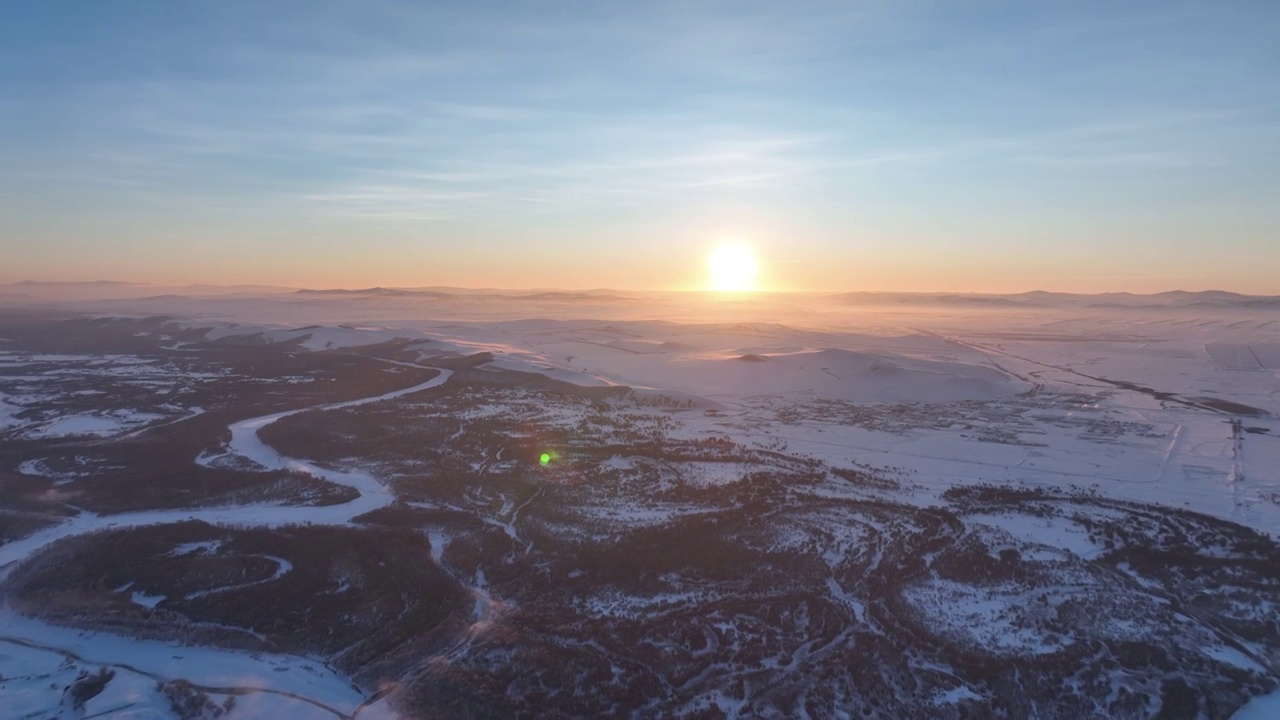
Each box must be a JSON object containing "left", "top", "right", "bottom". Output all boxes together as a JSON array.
[
  {"left": 5, "top": 278, "right": 1280, "bottom": 299},
  {"left": 3, "top": 1, "right": 1278, "bottom": 293}
]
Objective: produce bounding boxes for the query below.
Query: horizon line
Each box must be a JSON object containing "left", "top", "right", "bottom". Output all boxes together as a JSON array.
[{"left": 3, "top": 280, "right": 1279, "bottom": 298}]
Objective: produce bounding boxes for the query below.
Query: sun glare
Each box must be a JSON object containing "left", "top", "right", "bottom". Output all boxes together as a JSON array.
[{"left": 707, "top": 241, "right": 760, "bottom": 292}]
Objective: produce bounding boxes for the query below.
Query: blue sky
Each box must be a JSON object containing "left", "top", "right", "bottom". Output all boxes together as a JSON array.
[{"left": 2, "top": 1, "right": 1278, "bottom": 291}]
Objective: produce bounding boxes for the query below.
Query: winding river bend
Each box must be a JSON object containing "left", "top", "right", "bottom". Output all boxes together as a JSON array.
[{"left": 0, "top": 364, "right": 458, "bottom": 719}]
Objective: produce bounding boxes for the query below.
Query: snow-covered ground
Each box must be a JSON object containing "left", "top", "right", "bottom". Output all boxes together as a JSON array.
[
  {"left": 1234, "top": 689, "right": 1280, "bottom": 720},
  {"left": 85, "top": 303, "right": 1268, "bottom": 539},
  {"left": 0, "top": 362, "right": 454, "bottom": 718},
  {"left": 2, "top": 292, "right": 1278, "bottom": 716},
  {"left": 0, "top": 350, "right": 227, "bottom": 439},
  {"left": 0, "top": 608, "right": 363, "bottom": 720}
]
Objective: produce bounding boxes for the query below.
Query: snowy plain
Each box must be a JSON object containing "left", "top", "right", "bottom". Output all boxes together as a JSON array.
[{"left": 1, "top": 287, "right": 1278, "bottom": 717}]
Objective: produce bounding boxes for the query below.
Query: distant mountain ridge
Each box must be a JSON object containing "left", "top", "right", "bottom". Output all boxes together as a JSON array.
[
  {"left": 292, "top": 287, "right": 633, "bottom": 302},
  {"left": 13, "top": 280, "right": 141, "bottom": 286},
  {"left": 294, "top": 287, "right": 455, "bottom": 299},
  {"left": 828, "top": 290, "right": 1280, "bottom": 309},
  {"left": 3, "top": 281, "right": 1276, "bottom": 308}
]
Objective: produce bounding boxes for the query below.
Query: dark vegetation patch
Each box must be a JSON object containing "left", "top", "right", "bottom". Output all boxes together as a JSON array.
[
  {"left": 159, "top": 679, "right": 237, "bottom": 719},
  {"left": 253, "top": 377, "right": 1280, "bottom": 718},
  {"left": 0, "top": 513, "right": 62, "bottom": 544},
  {"left": 0, "top": 470, "right": 79, "bottom": 543},
  {"left": 0, "top": 313, "right": 438, "bottom": 513},
  {"left": 1188, "top": 396, "right": 1268, "bottom": 417},
  {"left": 3, "top": 311, "right": 1278, "bottom": 718},
  {"left": 353, "top": 503, "right": 488, "bottom": 533},
  {"left": 6, "top": 521, "right": 473, "bottom": 685},
  {"left": 67, "top": 666, "right": 115, "bottom": 708}
]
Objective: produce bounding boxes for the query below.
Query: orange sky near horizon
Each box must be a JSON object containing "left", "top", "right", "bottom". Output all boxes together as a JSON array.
[
  {"left": 4, "top": 3, "right": 1279, "bottom": 299},
  {"left": 5, "top": 243, "right": 1279, "bottom": 296}
]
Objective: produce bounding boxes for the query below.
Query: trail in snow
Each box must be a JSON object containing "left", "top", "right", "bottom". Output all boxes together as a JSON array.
[{"left": 185, "top": 555, "right": 294, "bottom": 601}]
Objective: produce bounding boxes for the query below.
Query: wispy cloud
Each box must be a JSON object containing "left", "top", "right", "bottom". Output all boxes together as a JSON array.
[{"left": 3, "top": 0, "right": 1276, "bottom": 233}]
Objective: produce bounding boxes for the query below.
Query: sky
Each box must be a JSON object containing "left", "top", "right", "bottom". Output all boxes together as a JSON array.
[{"left": 1, "top": 0, "right": 1278, "bottom": 293}]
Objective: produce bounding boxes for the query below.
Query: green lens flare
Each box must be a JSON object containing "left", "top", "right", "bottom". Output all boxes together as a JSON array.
[{"left": 539, "top": 452, "right": 551, "bottom": 465}]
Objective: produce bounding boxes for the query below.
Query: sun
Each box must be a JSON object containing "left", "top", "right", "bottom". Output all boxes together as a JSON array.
[{"left": 706, "top": 241, "right": 760, "bottom": 292}]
